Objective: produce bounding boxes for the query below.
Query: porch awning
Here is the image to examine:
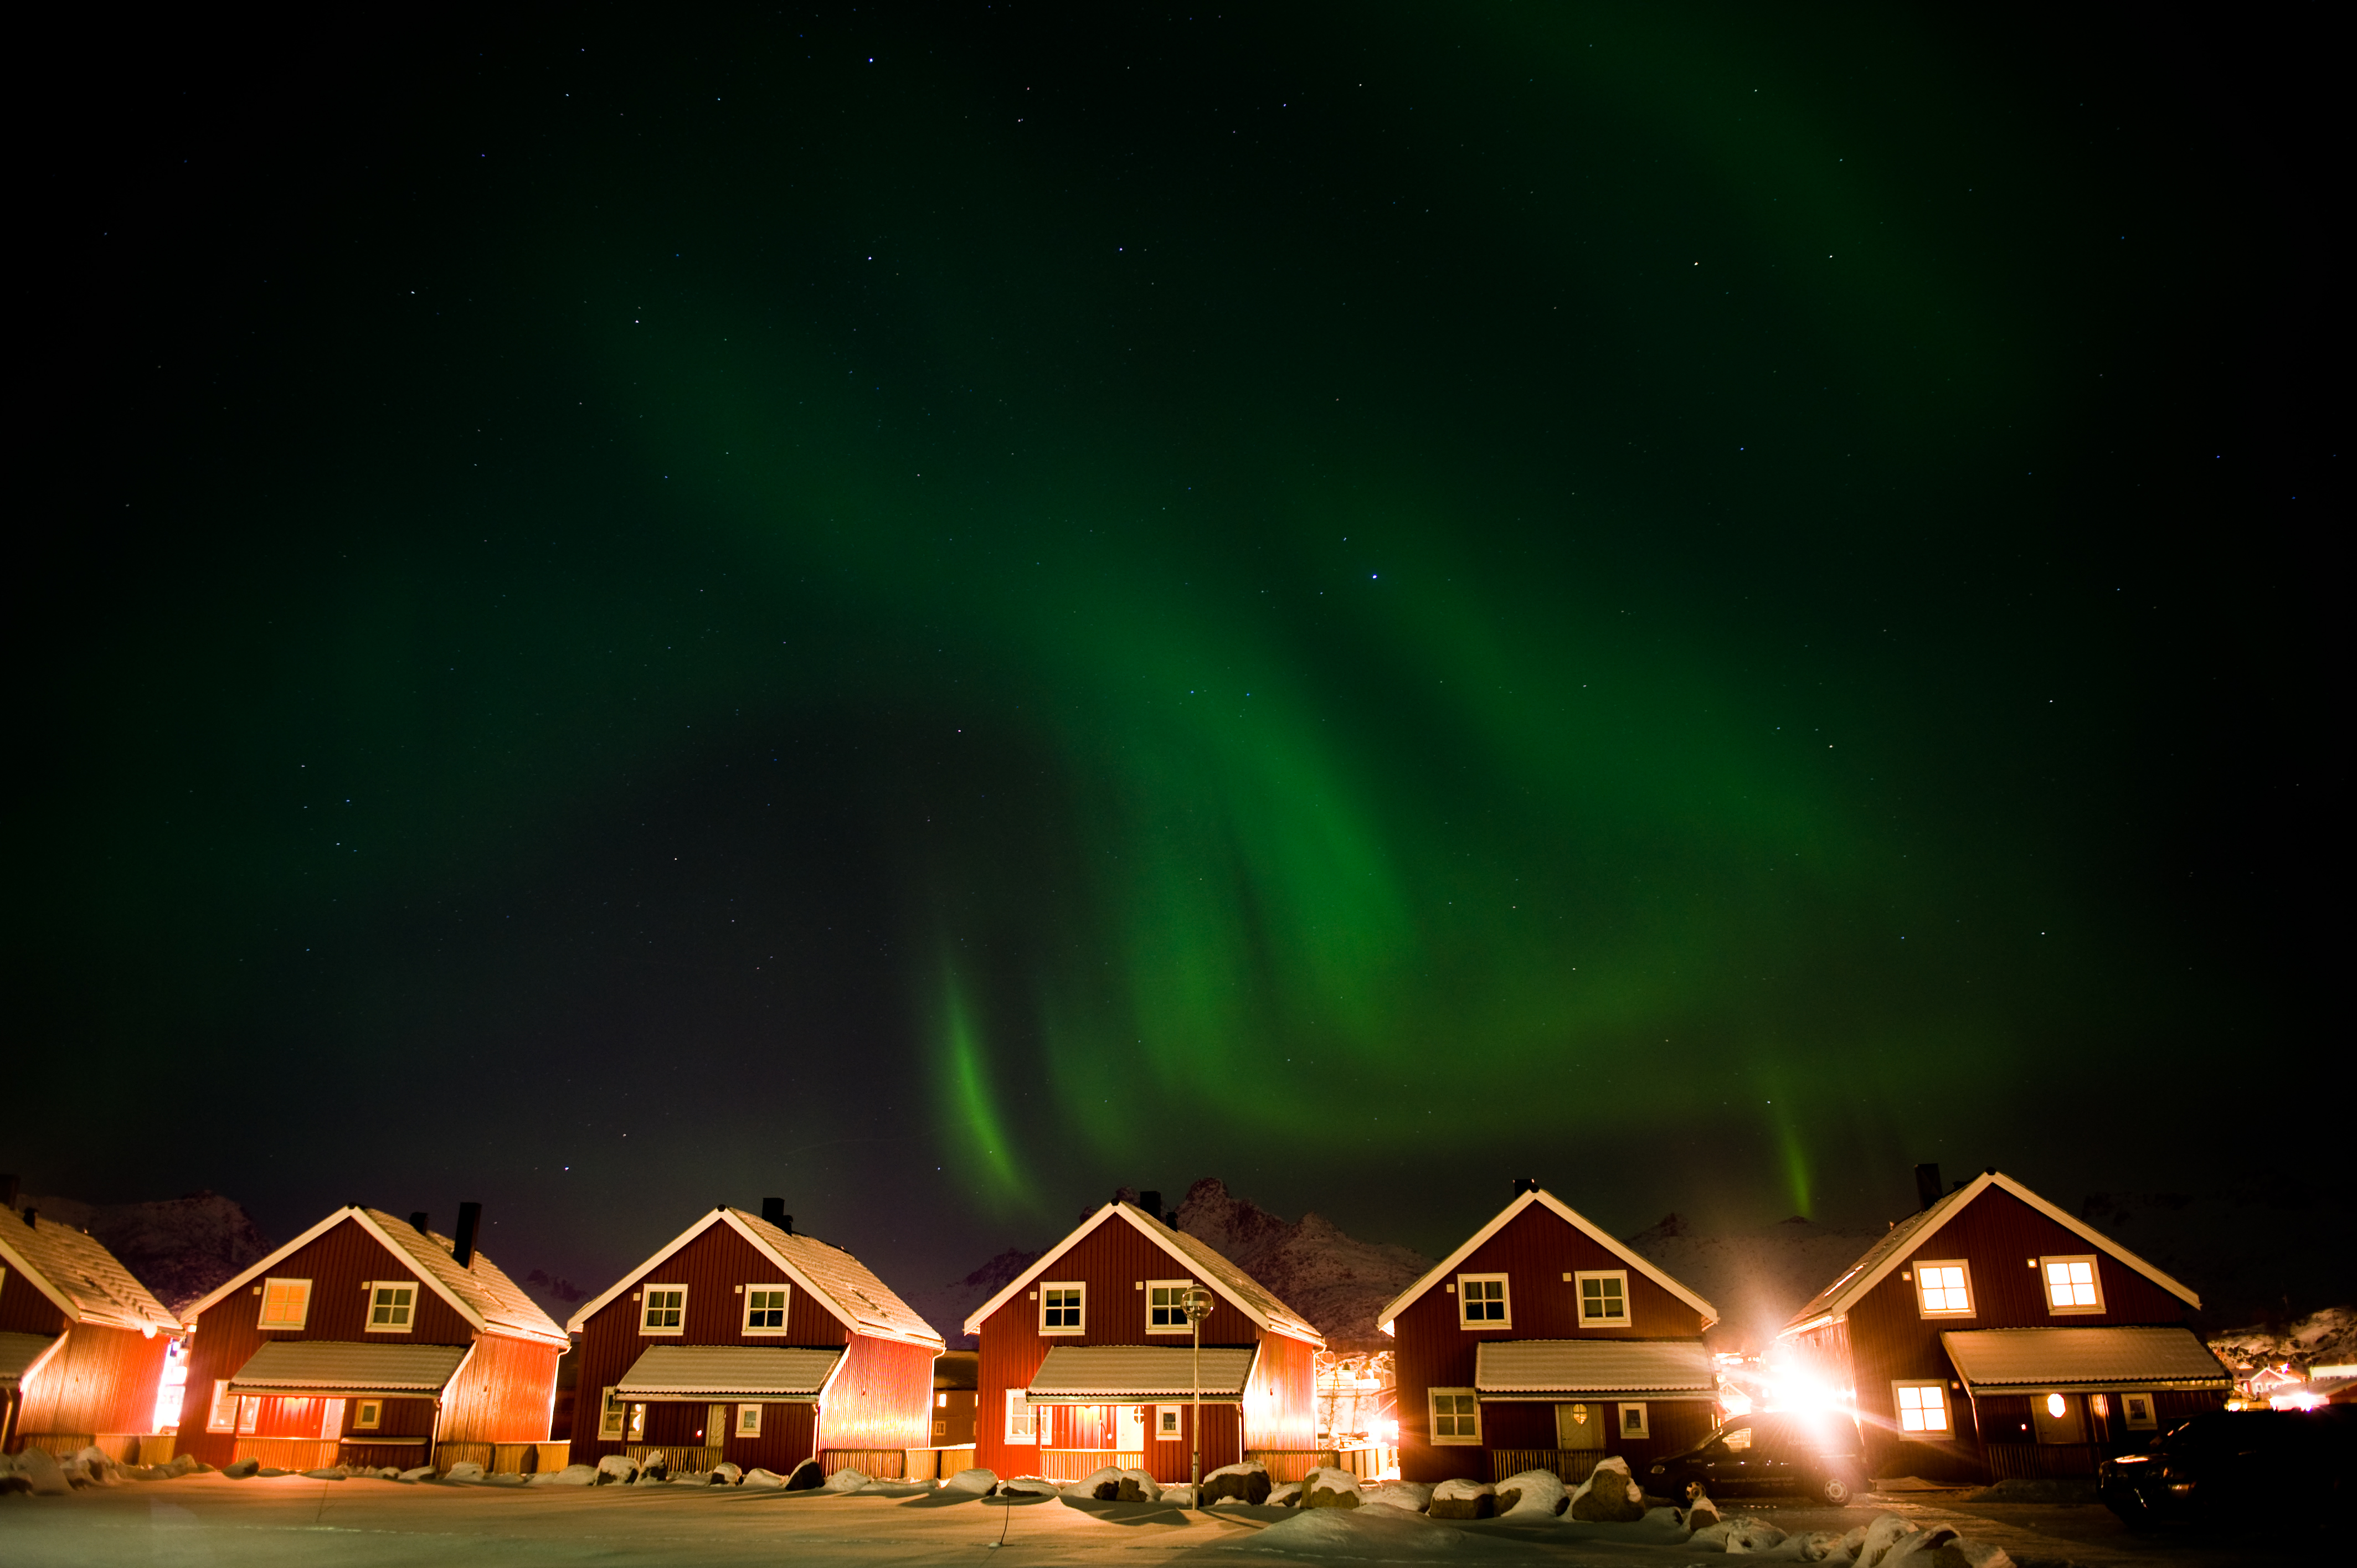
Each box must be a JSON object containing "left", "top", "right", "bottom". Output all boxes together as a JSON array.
[
  {"left": 1941, "top": 1327, "right": 2230, "bottom": 1395},
  {"left": 1474, "top": 1338, "right": 1715, "bottom": 1400},
  {"left": 227, "top": 1340, "right": 471, "bottom": 1400},
  {"left": 1022, "top": 1344, "right": 1259, "bottom": 1404},
  {"left": 0, "top": 1332, "right": 63, "bottom": 1391},
  {"left": 615, "top": 1345, "right": 844, "bottom": 1401}
]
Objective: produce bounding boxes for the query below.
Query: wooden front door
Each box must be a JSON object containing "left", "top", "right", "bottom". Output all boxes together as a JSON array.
[
  {"left": 1116, "top": 1405, "right": 1145, "bottom": 1451},
  {"left": 2031, "top": 1393, "right": 2086, "bottom": 1445},
  {"left": 1556, "top": 1402, "right": 1605, "bottom": 1449},
  {"left": 707, "top": 1404, "right": 730, "bottom": 1447}
]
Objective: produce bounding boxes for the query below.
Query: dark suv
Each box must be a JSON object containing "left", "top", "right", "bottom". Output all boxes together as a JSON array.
[
  {"left": 1648, "top": 1411, "right": 1869, "bottom": 1506},
  {"left": 2099, "top": 1407, "right": 2354, "bottom": 1527}
]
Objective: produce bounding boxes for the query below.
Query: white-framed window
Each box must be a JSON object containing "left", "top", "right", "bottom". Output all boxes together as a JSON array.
[
  {"left": 1575, "top": 1271, "right": 1630, "bottom": 1326},
  {"left": 366, "top": 1281, "right": 418, "bottom": 1333},
  {"left": 1913, "top": 1261, "right": 1973, "bottom": 1317},
  {"left": 1146, "top": 1280, "right": 1196, "bottom": 1333},
  {"left": 258, "top": 1277, "right": 313, "bottom": 1329},
  {"left": 1457, "top": 1274, "right": 1510, "bottom": 1328},
  {"left": 2041, "top": 1256, "right": 2104, "bottom": 1313},
  {"left": 238, "top": 1395, "right": 261, "bottom": 1433},
  {"left": 743, "top": 1284, "right": 791, "bottom": 1333},
  {"left": 626, "top": 1402, "right": 646, "bottom": 1442},
  {"left": 1617, "top": 1402, "right": 1649, "bottom": 1439},
  {"left": 2121, "top": 1390, "right": 2158, "bottom": 1430},
  {"left": 208, "top": 1379, "right": 240, "bottom": 1432},
  {"left": 1430, "top": 1388, "right": 1481, "bottom": 1444},
  {"left": 1006, "top": 1388, "right": 1037, "bottom": 1443},
  {"left": 354, "top": 1399, "right": 383, "bottom": 1430},
  {"left": 1156, "top": 1406, "right": 1182, "bottom": 1438},
  {"left": 600, "top": 1386, "right": 626, "bottom": 1438},
  {"left": 1892, "top": 1380, "right": 1952, "bottom": 1437},
  {"left": 641, "top": 1284, "right": 687, "bottom": 1334},
  {"left": 1040, "top": 1282, "right": 1085, "bottom": 1333},
  {"left": 736, "top": 1404, "right": 763, "bottom": 1436}
]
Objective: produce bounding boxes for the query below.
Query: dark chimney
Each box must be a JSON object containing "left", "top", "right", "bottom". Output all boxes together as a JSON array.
[
  {"left": 411, "top": 1211, "right": 431, "bottom": 1235},
  {"left": 0, "top": 1175, "right": 17, "bottom": 1210},
  {"left": 1913, "top": 1164, "right": 1943, "bottom": 1213},
  {"left": 1165, "top": 1211, "right": 1179, "bottom": 1227},
  {"left": 1511, "top": 1177, "right": 1540, "bottom": 1198},
  {"left": 454, "top": 1202, "right": 482, "bottom": 1269},
  {"left": 761, "top": 1197, "right": 789, "bottom": 1230},
  {"left": 1139, "top": 1190, "right": 1162, "bottom": 1220},
  {"left": 20, "top": 1207, "right": 34, "bottom": 1228}
]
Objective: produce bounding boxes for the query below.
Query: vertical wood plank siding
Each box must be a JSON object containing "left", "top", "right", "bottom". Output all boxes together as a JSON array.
[
  {"left": 13, "top": 1324, "right": 169, "bottom": 1441},
  {"left": 1828, "top": 1185, "right": 2221, "bottom": 1481},
  {"left": 972, "top": 1213, "right": 1320, "bottom": 1485},
  {"left": 1393, "top": 1202, "right": 1710, "bottom": 1484},
  {"left": 441, "top": 1332, "right": 561, "bottom": 1444},
  {"left": 0, "top": 1265, "right": 73, "bottom": 1335},
  {"left": 817, "top": 1334, "right": 936, "bottom": 1452}
]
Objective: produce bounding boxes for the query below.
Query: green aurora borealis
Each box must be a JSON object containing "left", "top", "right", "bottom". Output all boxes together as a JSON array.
[{"left": 16, "top": 6, "right": 2329, "bottom": 1286}]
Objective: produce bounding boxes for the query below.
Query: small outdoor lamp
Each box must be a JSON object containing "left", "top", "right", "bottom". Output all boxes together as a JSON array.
[{"left": 1182, "top": 1286, "right": 1216, "bottom": 1506}]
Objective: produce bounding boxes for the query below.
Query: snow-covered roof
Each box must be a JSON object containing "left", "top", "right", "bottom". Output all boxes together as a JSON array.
[
  {"left": 0, "top": 1330, "right": 65, "bottom": 1391},
  {"left": 1778, "top": 1171, "right": 2201, "bottom": 1335},
  {"left": 0, "top": 1205, "right": 177, "bottom": 1335},
  {"left": 615, "top": 1345, "right": 846, "bottom": 1400},
  {"left": 178, "top": 1207, "right": 568, "bottom": 1349},
  {"left": 564, "top": 1208, "right": 944, "bottom": 1350},
  {"left": 1022, "top": 1344, "right": 1262, "bottom": 1404},
  {"left": 1473, "top": 1338, "right": 1715, "bottom": 1397},
  {"left": 959, "top": 1203, "right": 1325, "bottom": 1347},
  {"left": 1940, "top": 1327, "right": 2230, "bottom": 1394},
  {"left": 227, "top": 1339, "right": 474, "bottom": 1398},
  {"left": 1374, "top": 1189, "right": 1719, "bottom": 1334}
]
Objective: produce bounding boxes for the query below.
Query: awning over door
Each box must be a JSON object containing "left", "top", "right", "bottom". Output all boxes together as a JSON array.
[
  {"left": 227, "top": 1340, "right": 471, "bottom": 1400},
  {"left": 1022, "top": 1344, "right": 1259, "bottom": 1404},
  {"left": 0, "top": 1331, "right": 64, "bottom": 1391},
  {"left": 1474, "top": 1338, "right": 1715, "bottom": 1400},
  {"left": 614, "top": 1345, "right": 845, "bottom": 1401},
  {"left": 1941, "top": 1327, "right": 2230, "bottom": 1395}
]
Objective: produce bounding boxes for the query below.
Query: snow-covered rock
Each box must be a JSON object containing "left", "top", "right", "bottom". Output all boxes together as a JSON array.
[
  {"left": 1300, "top": 1467, "right": 1362, "bottom": 1509},
  {"left": 709, "top": 1462, "right": 742, "bottom": 1485},
  {"left": 822, "top": 1465, "right": 871, "bottom": 1493},
  {"left": 1568, "top": 1456, "right": 1645, "bottom": 1521},
  {"left": 1495, "top": 1468, "right": 1567, "bottom": 1517},
  {"left": 301, "top": 1466, "right": 349, "bottom": 1481},
  {"left": 941, "top": 1467, "right": 997, "bottom": 1494},
  {"left": 1268, "top": 1481, "right": 1303, "bottom": 1506},
  {"left": 1361, "top": 1481, "right": 1432, "bottom": 1512},
  {"left": 543, "top": 1464, "right": 599, "bottom": 1486},
  {"left": 741, "top": 1467, "right": 787, "bottom": 1489},
  {"left": 1686, "top": 1491, "right": 1723, "bottom": 1531},
  {"left": 71, "top": 1445, "right": 121, "bottom": 1485},
  {"left": 1427, "top": 1477, "right": 1495, "bottom": 1519},
  {"left": 222, "top": 1457, "right": 261, "bottom": 1479},
  {"left": 1851, "top": 1515, "right": 1921, "bottom": 1566},
  {"left": 998, "top": 1476, "right": 1063, "bottom": 1497},
  {"left": 1251, "top": 1507, "right": 1480, "bottom": 1554},
  {"left": 785, "top": 1458, "right": 824, "bottom": 1490},
  {"left": 442, "top": 1460, "right": 486, "bottom": 1481},
  {"left": 1161, "top": 1482, "right": 1196, "bottom": 1507},
  {"left": 257, "top": 1467, "right": 292, "bottom": 1477},
  {"left": 594, "top": 1454, "right": 639, "bottom": 1486},
  {"left": 399, "top": 1464, "right": 437, "bottom": 1483},
  {"left": 1691, "top": 1515, "right": 1787, "bottom": 1552},
  {"left": 1201, "top": 1458, "right": 1272, "bottom": 1504},
  {"left": 13, "top": 1447, "right": 72, "bottom": 1495},
  {"left": 637, "top": 1451, "right": 671, "bottom": 1482},
  {"left": 1115, "top": 1467, "right": 1162, "bottom": 1502}
]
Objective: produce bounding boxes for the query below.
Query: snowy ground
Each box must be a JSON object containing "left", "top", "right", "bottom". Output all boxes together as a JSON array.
[{"left": 0, "top": 1475, "right": 2327, "bottom": 1567}]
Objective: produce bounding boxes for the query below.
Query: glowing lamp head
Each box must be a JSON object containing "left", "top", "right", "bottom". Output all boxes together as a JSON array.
[{"left": 2046, "top": 1392, "right": 2066, "bottom": 1419}]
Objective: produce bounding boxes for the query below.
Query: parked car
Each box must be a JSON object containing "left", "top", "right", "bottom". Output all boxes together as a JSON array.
[
  {"left": 2099, "top": 1407, "right": 2355, "bottom": 1528},
  {"left": 1647, "top": 1410, "right": 1868, "bottom": 1505}
]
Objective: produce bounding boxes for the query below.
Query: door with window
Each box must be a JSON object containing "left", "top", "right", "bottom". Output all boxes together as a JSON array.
[
  {"left": 1555, "top": 1402, "right": 1604, "bottom": 1450},
  {"left": 2031, "top": 1392, "right": 2086, "bottom": 1446},
  {"left": 1116, "top": 1405, "right": 1145, "bottom": 1453}
]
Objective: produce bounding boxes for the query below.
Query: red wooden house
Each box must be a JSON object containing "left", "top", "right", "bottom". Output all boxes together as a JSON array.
[
  {"left": 567, "top": 1201, "right": 944, "bottom": 1479},
  {"left": 964, "top": 1197, "right": 1325, "bottom": 1485},
  {"left": 1, "top": 1201, "right": 179, "bottom": 1457},
  {"left": 1777, "top": 1167, "right": 2229, "bottom": 1482},
  {"left": 174, "top": 1204, "right": 568, "bottom": 1473},
  {"left": 1380, "top": 1181, "right": 1721, "bottom": 1486}
]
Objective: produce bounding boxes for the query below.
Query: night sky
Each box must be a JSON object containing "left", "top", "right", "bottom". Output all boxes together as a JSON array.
[{"left": 16, "top": 7, "right": 2333, "bottom": 1313}]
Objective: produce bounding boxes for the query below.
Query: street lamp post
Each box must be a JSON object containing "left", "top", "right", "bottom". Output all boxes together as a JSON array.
[{"left": 1181, "top": 1286, "right": 1214, "bottom": 1507}]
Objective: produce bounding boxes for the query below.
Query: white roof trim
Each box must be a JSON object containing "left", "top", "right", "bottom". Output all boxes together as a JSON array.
[
  {"left": 1772, "top": 1171, "right": 2200, "bottom": 1338},
  {"left": 564, "top": 1208, "right": 941, "bottom": 1348},
  {"left": 1376, "top": 1188, "right": 1720, "bottom": 1334},
  {"left": 177, "top": 1207, "right": 521, "bottom": 1342},
  {"left": 961, "top": 1204, "right": 1316, "bottom": 1343}
]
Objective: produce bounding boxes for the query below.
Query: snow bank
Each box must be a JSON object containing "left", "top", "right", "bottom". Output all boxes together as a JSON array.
[
  {"left": 1301, "top": 1467, "right": 1362, "bottom": 1509},
  {"left": 221, "top": 1457, "right": 261, "bottom": 1479},
  {"left": 940, "top": 1467, "right": 997, "bottom": 1494},
  {"left": 442, "top": 1461, "right": 486, "bottom": 1482},
  {"left": 69, "top": 1446, "right": 122, "bottom": 1486},
  {"left": 543, "top": 1464, "right": 599, "bottom": 1486},
  {"left": 301, "top": 1466, "right": 349, "bottom": 1481},
  {"left": 1161, "top": 1482, "right": 1197, "bottom": 1507},
  {"left": 399, "top": 1464, "right": 436, "bottom": 1483},
  {"left": 1116, "top": 1467, "right": 1162, "bottom": 1502},
  {"left": 1267, "top": 1481, "right": 1303, "bottom": 1507},
  {"left": 594, "top": 1454, "right": 638, "bottom": 1486},
  {"left": 1494, "top": 1468, "right": 1566, "bottom": 1517},
  {"left": 998, "top": 1476, "right": 1063, "bottom": 1497},
  {"left": 1567, "top": 1456, "right": 1645, "bottom": 1521},
  {"left": 1690, "top": 1516, "right": 1786, "bottom": 1552},
  {"left": 1426, "top": 1476, "right": 1493, "bottom": 1519},
  {"left": 709, "top": 1462, "right": 742, "bottom": 1485},
  {"left": 7, "top": 1447, "right": 73, "bottom": 1495},
  {"left": 1361, "top": 1481, "right": 1432, "bottom": 1512},
  {"left": 740, "top": 1467, "right": 787, "bottom": 1489},
  {"left": 1201, "top": 1458, "right": 1273, "bottom": 1505},
  {"left": 822, "top": 1466, "right": 871, "bottom": 1493},
  {"left": 1064, "top": 1464, "right": 1126, "bottom": 1500},
  {"left": 1250, "top": 1507, "right": 1481, "bottom": 1556}
]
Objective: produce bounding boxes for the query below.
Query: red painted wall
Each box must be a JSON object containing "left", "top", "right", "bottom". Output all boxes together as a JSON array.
[
  {"left": 1392, "top": 1201, "right": 1710, "bottom": 1483},
  {"left": 13, "top": 1324, "right": 170, "bottom": 1441},
  {"left": 0, "top": 1266, "right": 72, "bottom": 1337},
  {"left": 443, "top": 1333, "right": 560, "bottom": 1444},
  {"left": 818, "top": 1334, "right": 936, "bottom": 1452}
]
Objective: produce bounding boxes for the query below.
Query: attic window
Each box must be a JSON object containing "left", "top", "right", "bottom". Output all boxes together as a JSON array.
[
  {"left": 1146, "top": 1280, "right": 1195, "bottom": 1333},
  {"left": 1915, "top": 1261, "right": 1973, "bottom": 1318},
  {"left": 366, "top": 1282, "right": 418, "bottom": 1334},
  {"left": 258, "top": 1277, "right": 313, "bottom": 1330},
  {"left": 1040, "top": 1283, "right": 1085, "bottom": 1334},
  {"left": 2041, "top": 1256, "right": 2104, "bottom": 1314},
  {"left": 744, "top": 1285, "right": 791, "bottom": 1334},
  {"left": 1457, "top": 1274, "right": 1510, "bottom": 1328},
  {"left": 1575, "top": 1271, "right": 1630, "bottom": 1325},
  {"left": 641, "top": 1285, "right": 688, "bottom": 1335}
]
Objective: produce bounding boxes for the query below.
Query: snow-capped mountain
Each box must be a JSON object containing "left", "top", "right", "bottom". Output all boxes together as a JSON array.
[
  {"left": 21, "top": 1190, "right": 274, "bottom": 1317},
  {"left": 1172, "top": 1178, "right": 1433, "bottom": 1354},
  {"left": 903, "top": 1246, "right": 1046, "bottom": 1349}
]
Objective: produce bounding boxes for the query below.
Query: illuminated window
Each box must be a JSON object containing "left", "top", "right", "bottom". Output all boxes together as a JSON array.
[
  {"left": 238, "top": 1396, "right": 261, "bottom": 1434},
  {"left": 1040, "top": 1283, "right": 1085, "bottom": 1333},
  {"left": 1576, "top": 1271, "right": 1630, "bottom": 1325},
  {"left": 258, "top": 1277, "right": 313, "bottom": 1329},
  {"left": 1156, "top": 1406, "right": 1182, "bottom": 1438},
  {"left": 153, "top": 1337, "right": 189, "bottom": 1432},
  {"left": 938, "top": 1392, "right": 949, "bottom": 1408},
  {"left": 1458, "top": 1275, "right": 1511, "bottom": 1328},
  {"left": 736, "top": 1404, "right": 762, "bottom": 1436},
  {"left": 599, "top": 1387, "right": 626, "bottom": 1439},
  {"left": 627, "top": 1402, "right": 646, "bottom": 1441},
  {"left": 1618, "top": 1402, "right": 1650, "bottom": 1439},
  {"left": 2121, "top": 1391, "right": 2158, "bottom": 1430},
  {"left": 1914, "top": 1262, "right": 1973, "bottom": 1317},
  {"left": 1892, "top": 1380, "right": 1951, "bottom": 1437},
  {"left": 1006, "top": 1389, "right": 1037, "bottom": 1443},
  {"left": 1146, "top": 1280, "right": 1195, "bottom": 1333},
  {"left": 2041, "top": 1256, "right": 2103, "bottom": 1313},
  {"left": 366, "top": 1282, "right": 418, "bottom": 1333},
  {"left": 1430, "top": 1388, "right": 1481, "bottom": 1445},
  {"left": 208, "top": 1380, "right": 240, "bottom": 1432},
  {"left": 744, "top": 1285, "right": 791, "bottom": 1333},
  {"left": 355, "top": 1400, "right": 382, "bottom": 1430},
  {"left": 641, "top": 1285, "right": 687, "bottom": 1334}
]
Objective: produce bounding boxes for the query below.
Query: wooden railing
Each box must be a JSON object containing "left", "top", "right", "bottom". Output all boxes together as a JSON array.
[
  {"left": 905, "top": 1446, "right": 977, "bottom": 1481},
  {"left": 1984, "top": 1442, "right": 2098, "bottom": 1481},
  {"left": 1035, "top": 1447, "right": 1145, "bottom": 1482},
  {"left": 624, "top": 1443, "right": 723, "bottom": 1473},
  {"left": 231, "top": 1438, "right": 341, "bottom": 1471},
  {"left": 1248, "top": 1447, "right": 1394, "bottom": 1483},
  {"left": 1489, "top": 1449, "right": 1605, "bottom": 1486}
]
